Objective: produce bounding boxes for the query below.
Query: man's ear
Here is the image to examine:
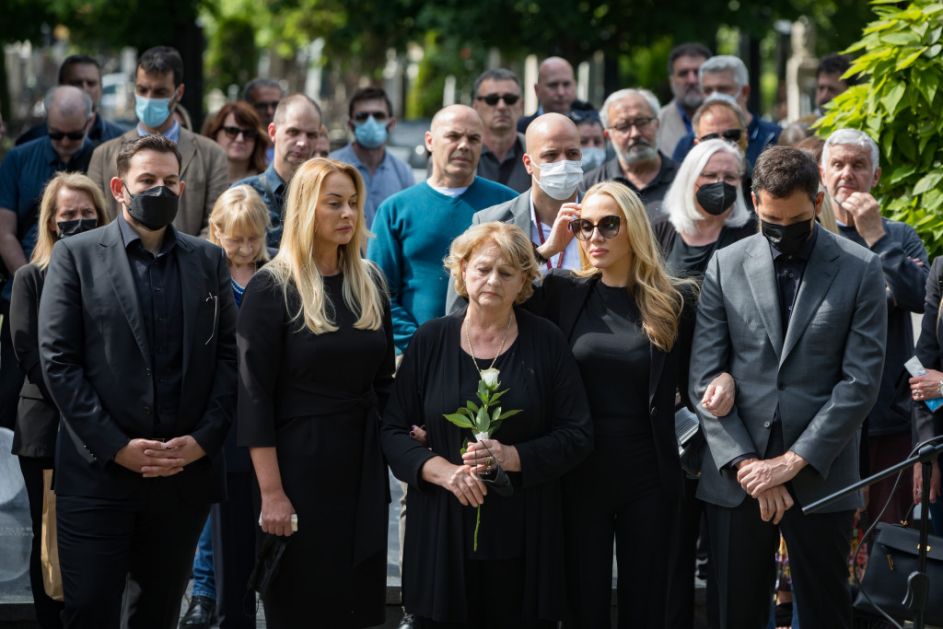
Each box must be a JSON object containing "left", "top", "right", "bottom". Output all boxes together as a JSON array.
[{"left": 109, "top": 177, "right": 125, "bottom": 205}]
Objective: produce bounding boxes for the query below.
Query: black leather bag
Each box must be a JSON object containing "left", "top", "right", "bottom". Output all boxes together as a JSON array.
[
  {"left": 675, "top": 406, "right": 704, "bottom": 477},
  {"left": 853, "top": 522, "right": 943, "bottom": 625},
  {"left": 247, "top": 533, "right": 289, "bottom": 599}
]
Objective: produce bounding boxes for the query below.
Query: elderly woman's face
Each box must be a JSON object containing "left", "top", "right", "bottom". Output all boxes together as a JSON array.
[
  {"left": 462, "top": 241, "right": 526, "bottom": 310},
  {"left": 694, "top": 151, "right": 741, "bottom": 218}
]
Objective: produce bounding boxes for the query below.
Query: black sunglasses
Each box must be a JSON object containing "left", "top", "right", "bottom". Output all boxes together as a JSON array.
[
  {"left": 699, "top": 128, "right": 743, "bottom": 143},
  {"left": 221, "top": 126, "right": 258, "bottom": 140},
  {"left": 48, "top": 129, "right": 86, "bottom": 141},
  {"left": 253, "top": 100, "right": 280, "bottom": 112},
  {"left": 476, "top": 93, "right": 521, "bottom": 106},
  {"left": 569, "top": 215, "right": 622, "bottom": 241},
  {"left": 352, "top": 110, "right": 389, "bottom": 123}
]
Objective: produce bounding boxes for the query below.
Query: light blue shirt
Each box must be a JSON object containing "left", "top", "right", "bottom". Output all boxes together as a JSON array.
[
  {"left": 137, "top": 120, "right": 181, "bottom": 144},
  {"left": 330, "top": 143, "right": 414, "bottom": 228}
]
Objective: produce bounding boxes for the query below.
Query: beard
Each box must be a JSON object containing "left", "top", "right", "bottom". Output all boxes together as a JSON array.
[
  {"left": 616, "top": 141, "right": 658, "bottom": 165},
  {"left": 672, "top": 83, "right": 704, "bottom": 109}
]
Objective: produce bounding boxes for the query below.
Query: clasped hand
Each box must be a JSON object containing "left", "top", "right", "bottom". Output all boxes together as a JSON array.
[
  {"left": 114, "top": 435, "right": 206, "bottom": 478},
  {"left": 462, "top": 438, "right": 520, "bottom": 475}
]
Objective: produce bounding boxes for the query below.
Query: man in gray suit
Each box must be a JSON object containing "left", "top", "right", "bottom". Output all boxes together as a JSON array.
[{"left": 689, "top": 146, "right": 887, "bottom": 629}]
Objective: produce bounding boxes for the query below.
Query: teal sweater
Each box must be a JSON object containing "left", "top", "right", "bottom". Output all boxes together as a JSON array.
[{"left": 368, "top": 177, "right": 517, "bottom": 352}]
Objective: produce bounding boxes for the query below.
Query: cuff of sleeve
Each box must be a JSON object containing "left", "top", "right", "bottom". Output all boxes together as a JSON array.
[
  {"left": 725, "top": 453, "right": 758, "bottom": 472},
  {"left": 789, "top": 441, "right": 827, "bottom": 478}
]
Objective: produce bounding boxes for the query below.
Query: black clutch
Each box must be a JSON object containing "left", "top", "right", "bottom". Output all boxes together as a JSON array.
[
  {"left": 247, "top": 533, "right": 290, "bottom": 599},
  {"left": 853, "top": 522, "right": 943, "bottom": 626}
]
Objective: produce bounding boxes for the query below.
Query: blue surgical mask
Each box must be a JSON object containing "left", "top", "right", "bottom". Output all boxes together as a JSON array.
[
  {"left": 354, "top": 116, "right": 388, "bottom": 149},
  {"left": 135, "top": 94, "right": 173, "bottom": 129},
  {"left": 580, "top": 147, "right": 606, "bottom": 172}
]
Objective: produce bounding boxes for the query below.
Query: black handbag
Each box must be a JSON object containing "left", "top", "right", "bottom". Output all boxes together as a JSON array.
[
  {"left": 675, "top": 406, "right": 705, "bottom": 477},
  {"left": 853, "top": 521, "right": 943, "bottom": 625},
  {"left": 247, "top": 533, "right": 290, "bottom": 599}
]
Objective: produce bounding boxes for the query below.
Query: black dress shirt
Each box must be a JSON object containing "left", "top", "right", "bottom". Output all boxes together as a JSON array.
[
  {"left": 117, "top": 214, "right": 184, "bottom": 434},
  {"left": 769, "top": 225, "right": 818, "bottom": 333}
]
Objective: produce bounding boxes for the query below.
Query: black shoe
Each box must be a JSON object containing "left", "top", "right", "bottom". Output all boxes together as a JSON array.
[
  {"left": 397, "top": 612, "right": 417, "bottom": 629},
  {"left": 180, "top": 595, "right": 216, "bottom": 629}
]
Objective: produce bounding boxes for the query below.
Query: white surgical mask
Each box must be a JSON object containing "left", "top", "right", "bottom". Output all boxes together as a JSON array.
[{"left": 536, "top": 159, "right": 583, "bottom": 201}]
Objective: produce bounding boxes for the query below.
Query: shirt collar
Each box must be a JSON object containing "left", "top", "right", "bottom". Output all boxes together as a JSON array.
[
  {"left": 263, "top": 163, "right": 287, "bottom": 193},
  {"left": 43, "top": 136, "right": 93, "bottom": 168},
  {"left": 342, "top": 143, "right": 389, "bottom": 171},
  {"left": 769, "top": 223, "right": 818, "bottom": 262},
  {"left": 137, "top": 119, "right": 181, "bottom": 144},
  {"left": 117, "top": 210, "right": 178, "bottom": 255}
]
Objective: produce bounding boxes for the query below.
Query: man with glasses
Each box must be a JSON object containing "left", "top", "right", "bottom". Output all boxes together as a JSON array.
[
  {"left": 0, "top": 85, "right": 95, "bottom": 430},
  {"left": 331, "top": 86, "right": 413, "bottom": 228},
  {"left": 583, "top": 88, "right": 678, "bottom": 218},
  {"left": 470, "top": 68, "right": 530, "bottom": 193},
  {"left": 235, "top": 94, "right": 322, "bottom": 248},
  {"left": 87, "top": 46, "right": 229, "bottom": 236},
  {"left": 17, "top": 55, "right": 127, "bottom": 148},
  {"left": 243, "top": 78, "right": 284, "bottom": 128},
  {"left": 673, "top": 55, "right": 781, "bottom": 168},
  {"left": 658, "top": 42, "right": 712, "bottom": 157},
  {"left": 518, "top": 57, "right": 587, "bottom": 132}
]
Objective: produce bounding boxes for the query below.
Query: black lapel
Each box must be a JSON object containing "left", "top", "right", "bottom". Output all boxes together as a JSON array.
[
  {"left": 558, "top": 275, "right": 597, "bottom": 342},
  {"left": 176, "top": 236, "right": 201, "bottom": 378},
  {"left": 99, "top": 222, "right": 149, "bottom": 360}
]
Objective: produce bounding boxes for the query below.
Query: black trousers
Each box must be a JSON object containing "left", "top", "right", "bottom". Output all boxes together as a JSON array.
[
  {"left": 665, "top": 475, "right": 707, "bottom": 629},
  {"left": 705, "top": 496, "right": 854, "bottom": 629},
  {"left": 18, "top": 455, "right": 63, "bottom": 629},
  {"left": 210, "top": 469, "right": 257, "bottom": 629},
  {"left": 56, "top": 482, "right": 208, "bottom": 629}
]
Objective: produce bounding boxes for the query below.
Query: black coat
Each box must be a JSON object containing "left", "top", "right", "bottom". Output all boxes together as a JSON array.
[
  {"left": 915, "top": 257, "right": 943, "bottom": 442},
  {"left": 38, "top": 220, "right": 237, "bottom": 501},
  {"left": 10, "top": 263, "right": 57, "bottom": 458},
  {"left": 380, "top": 308, "right": 593, "bottom": 623}
]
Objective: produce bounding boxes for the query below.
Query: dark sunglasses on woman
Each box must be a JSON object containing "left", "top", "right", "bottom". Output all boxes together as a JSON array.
[
  {"left": 569, "top": 215, "right": 622, "bottom": 241},
  {"left": 221, "top": 126, "right": 259, "bottom": 140}
]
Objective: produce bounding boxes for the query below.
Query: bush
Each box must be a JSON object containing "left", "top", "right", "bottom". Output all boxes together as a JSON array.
[{"left": 815, "top": 0, "right": 943, "bottom": 257}]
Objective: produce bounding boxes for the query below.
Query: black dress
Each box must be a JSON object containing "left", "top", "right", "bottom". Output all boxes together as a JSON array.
[
  {"left": 380, "top": 309, "right": 592, "bottom": 627},
  {"left": 236, "top": 270, "right": 394, "bottom": 628}
]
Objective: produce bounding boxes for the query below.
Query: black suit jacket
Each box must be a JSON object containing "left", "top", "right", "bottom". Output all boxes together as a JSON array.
[
  {"left": 38, "top": 220, "right": 237, "bottom": 501},
  {"left": 526, "top": 270, "right": 691, "bottom": 499},
  {"left": 915, "top": 257, "right": 943, "bottom": 442}
]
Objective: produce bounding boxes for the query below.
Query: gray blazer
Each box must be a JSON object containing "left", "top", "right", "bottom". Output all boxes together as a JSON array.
[
  {"left": 689, "top": 228, "right": 887, "bottom": 512},
  {"left": 444, "top": 191, "right": 532, "bottom": 314}
]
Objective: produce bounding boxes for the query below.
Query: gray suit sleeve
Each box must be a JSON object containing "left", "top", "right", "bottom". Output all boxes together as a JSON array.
[
  {"left": 789, "top": 254, "right": 888, "bottom": 476},
  {"left": 689, "top": 253, "right": 757, "bottom": 469}
]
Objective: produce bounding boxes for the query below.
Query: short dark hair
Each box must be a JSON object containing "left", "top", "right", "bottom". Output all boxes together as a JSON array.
[
  {"left": 242, "top": 78, "right": 283, "bottom": 103},
  {"left": 473, "top": 68, "right": 522, "bottom": 97},
  {"left": 817, "top": 53, "right": 857, "bottom": 85},
  {"left": 668, "top": 42, "right": 713, "bottom": 74},
  {"left": 116, "top": 135, "right": 182, "bottom": 177},
  {"left": 58, "top": 55, "right": 101, "bottom": 84},
  {"left": 752, "top": 146, "right": 820, "bottom": 203},
  {"left": 138, "top": 46, "right": 184, "bottom": 87},
  {"left": 348, "top": 87, "right": 394, "bottom": 120}
]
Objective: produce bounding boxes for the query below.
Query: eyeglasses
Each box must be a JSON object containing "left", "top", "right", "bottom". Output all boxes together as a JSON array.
[
  {"left": 48, "top": 129, "right": 86, "bottom": 141},
  {"left": 352, "top": 110, "right": 389, "bottom": 123},
  {"left": 253, "top": 100, "right": 280, "bottom": 112},
  {"left": 698, "top": 128, "right": 743, "bottom": 143},
  {"left": 569, "top": 215, "right": 622, "bottom": 240},
  {"left": 608, "top": 117, "right": 655, "bottom": 134},
  {"left": 476, "top": 93, "right": 521, "bottom": 106},
  {"left": 221, "top": 126, "right": 258, "bottom": 140}
]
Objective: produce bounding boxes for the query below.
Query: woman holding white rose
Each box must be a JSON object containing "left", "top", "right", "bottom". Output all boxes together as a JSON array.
[{"left": 381, "top": 222, "right": 592, "bottom": 628}]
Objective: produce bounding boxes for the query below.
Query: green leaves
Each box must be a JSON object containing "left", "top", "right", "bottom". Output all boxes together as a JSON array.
[
  {"left": 444, "top": 376, "right": 521, "bottom": 439},
  {"left": 816, "top": 0, "right": 943, "bottom": 258}
]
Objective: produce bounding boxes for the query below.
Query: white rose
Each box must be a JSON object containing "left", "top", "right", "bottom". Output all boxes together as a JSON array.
[{"left": 480, "top": 368, "right": 500, "bottom": 389}]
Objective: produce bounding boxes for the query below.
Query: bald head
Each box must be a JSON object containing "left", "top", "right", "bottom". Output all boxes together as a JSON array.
[
  {"left": 272, "top": 93, "right": 321, "bottom": 126},
  {"left": 45, "top": 85, "right": 93, "bottom": 120},
  {"left": 425, "top": 105, "right": 484, "bottom": 188},
  {"left": 523, "top": 113, "right": 582, "bottom": 200},
  {"left": 45, "top": 86, "right": 94, "bottom": 163},
  {"left": 536, "top": 57, "right": 577, "bottom": 114},
  {"left": 269, "top": 94, "right": 322, "bottom": 180}
]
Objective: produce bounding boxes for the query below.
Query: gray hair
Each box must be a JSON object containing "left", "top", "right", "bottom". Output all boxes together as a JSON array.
[
  {"left": 473, "top": 68, "right": 521, "bottom": 96},
  {"left": 692, "top": 93, "right": 748, "bottom": 133},
  {"left": 661, "top": 138, "right": 751, "bottom": 235},
  {"left": 699, "top": 55, "right": 750, "bottom": 89},
  {"left": 44, "top": 85, "right": 93, "bottom": 119},
  {"left": 822, "top": 128, "right": 880, "bottom": 172},
  {"left": 242, "top": 78, "right": 284, "bottom": 102},
  {"left": 600, "top": 88, "right": 661, "bottom": 128}
]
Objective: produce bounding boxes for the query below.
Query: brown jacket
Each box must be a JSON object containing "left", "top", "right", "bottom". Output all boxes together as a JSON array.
[{"left": 86, "top": 128, "right": 229, "bottom": 236}]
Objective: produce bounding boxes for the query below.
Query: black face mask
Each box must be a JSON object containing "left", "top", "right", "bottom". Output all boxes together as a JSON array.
[
  {"left": 761, "top": 217, "right": 814, "bottom": 256},
  {"left": 124, "top": 183, "right": 179, "bottom": 231},
  {"left": 57, "top": 218, "right": 98, "bottom": 239},
  {"left": 696, "top": 182, "right": 739, "bottom": 216}
]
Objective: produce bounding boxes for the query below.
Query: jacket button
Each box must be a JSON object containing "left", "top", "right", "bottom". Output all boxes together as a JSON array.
[
  {"left": 763, "top": 420, "right": 771, "bottom": 428},
  {"left": 145, "top": 368, "right": 152, "bottom": 377},
  {"left": 143, "top": 405, "right": 152, "bottom": 416}
]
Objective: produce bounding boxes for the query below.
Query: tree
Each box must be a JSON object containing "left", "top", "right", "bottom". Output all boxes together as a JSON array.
[{"left": 815, "top": 0, "right": 943, "bottom": 257}]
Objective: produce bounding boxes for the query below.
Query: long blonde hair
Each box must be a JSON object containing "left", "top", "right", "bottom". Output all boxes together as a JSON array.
[
  {"left": 32, "top": 172, "right": 108, "bottom": 271},
  {"left": 576, "top": 181, "right": 690, "bottom": 351},
  {"left": 264, "top": 158, "right": 385, "bottom": 333},
  {"left": 207, "top": 185, "right": 271, "bottom": 263}
]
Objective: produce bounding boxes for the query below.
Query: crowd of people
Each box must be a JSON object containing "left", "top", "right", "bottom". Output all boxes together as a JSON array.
[{"left": 0, "top": 38, "right": 938, "bottom": 629}]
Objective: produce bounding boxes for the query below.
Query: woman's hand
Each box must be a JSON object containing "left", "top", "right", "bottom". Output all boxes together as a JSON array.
[
  {"left": 259, "top": 489, "right": 296, "bottom": 537},
  {"left": 702, "top": 372, "right": 735, "bottom": 417},
  {"left": 463, "top": 438, "right": 521, "bottom": 474},
  {"left": 535, "top": 203, "right": 580, "bottom": 261},
  {"left": 409, "top": 424, "right": 428, "bottom": 447},
  {"left": 910, "top": 369, "right": 943, "bottom": 401},
  {"left": 421, "top": 457, "right": 487, "bottom": 507}
]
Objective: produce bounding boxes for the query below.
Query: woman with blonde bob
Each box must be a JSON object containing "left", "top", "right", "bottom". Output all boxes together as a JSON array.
[
  {"left": 532, "top": 180, "right": 697, "bottom": 627},
  {"left": 236, "top": 158, "right": 394, "bottom": 628},
  {"left": 10, "top": 172, "right": 106, "bottom": 629},
  {"left": 382, "top": 221, "right": 593, "bottom": 627}
]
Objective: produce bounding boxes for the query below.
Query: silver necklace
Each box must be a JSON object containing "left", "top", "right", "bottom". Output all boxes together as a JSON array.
[{"left": 463, "top": 312, "right": 513, "bottom": 378}]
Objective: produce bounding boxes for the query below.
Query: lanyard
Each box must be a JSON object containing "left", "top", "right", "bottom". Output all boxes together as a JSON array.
[{"left": 534, "top": 221, "right": 564, "bottom": 270}]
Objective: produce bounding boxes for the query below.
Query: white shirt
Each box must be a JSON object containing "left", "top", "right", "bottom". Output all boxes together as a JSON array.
[{"left": 427, "top": 180, "right": 469, "bottom": 198}]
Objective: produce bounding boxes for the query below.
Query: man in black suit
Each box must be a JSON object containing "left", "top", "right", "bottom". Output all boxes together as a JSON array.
[{"left": 39, "top": 134, "right": 237, "bottom": 629}]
